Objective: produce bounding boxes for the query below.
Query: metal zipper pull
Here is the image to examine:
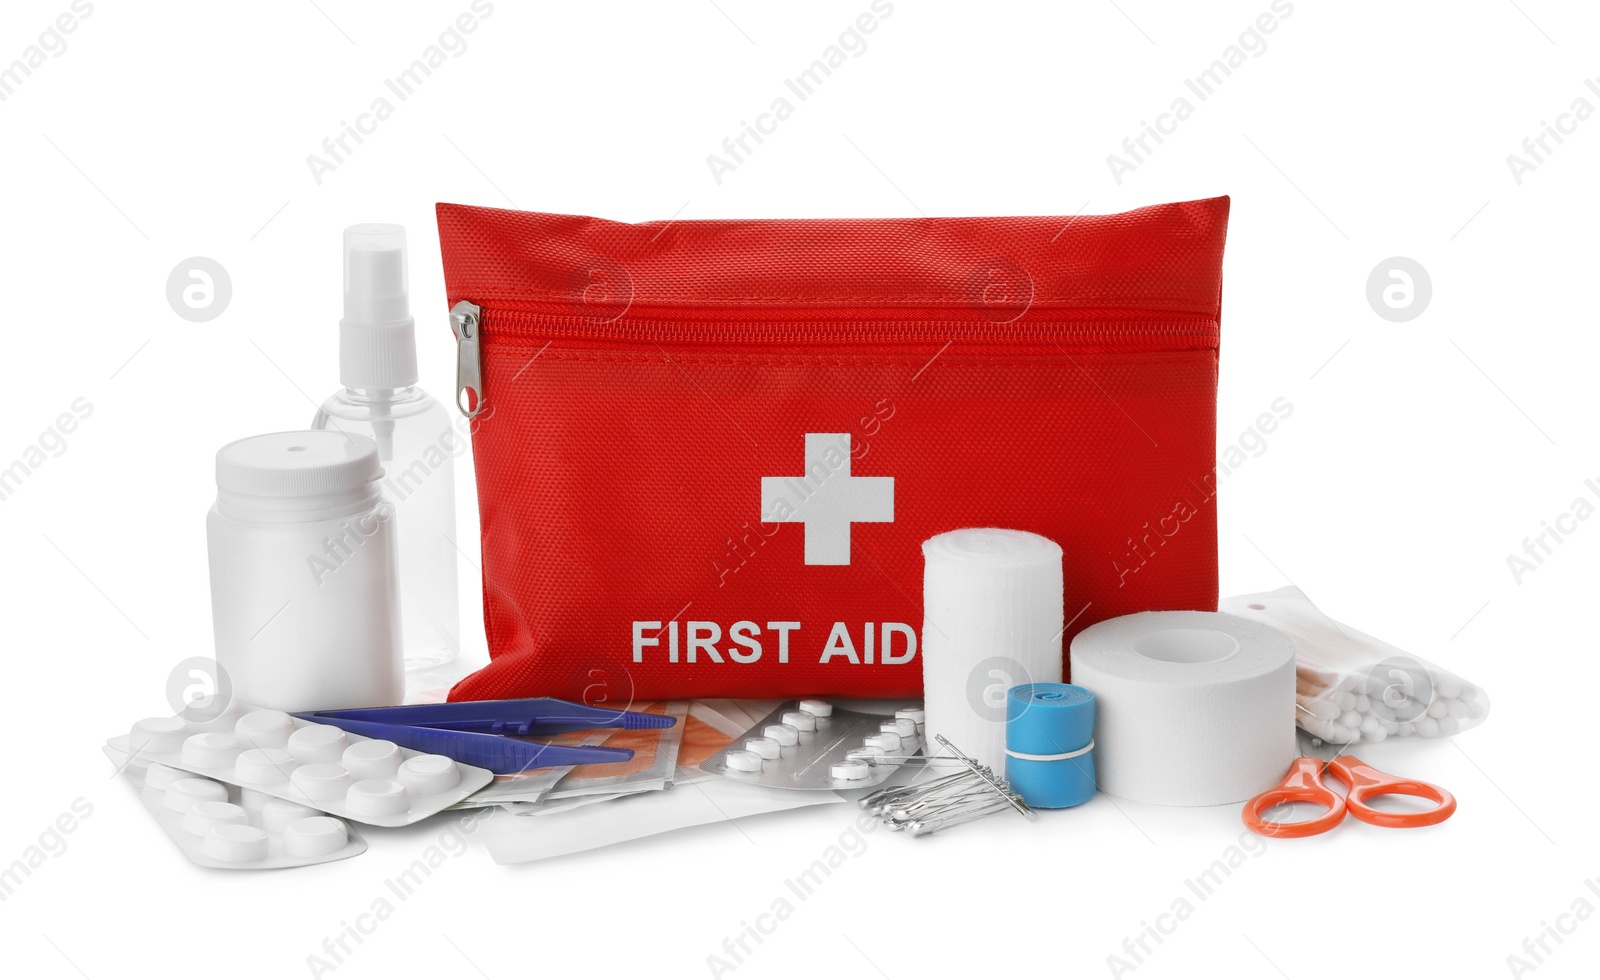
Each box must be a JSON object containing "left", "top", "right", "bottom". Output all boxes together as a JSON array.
[{"left": 450, "top": 299, "right": 483, "bottom": 419}]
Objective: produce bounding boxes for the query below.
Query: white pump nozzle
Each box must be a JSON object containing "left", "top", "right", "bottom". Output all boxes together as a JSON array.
[{"left": 340, "top": 223, "right": 417, "bottom": 389}]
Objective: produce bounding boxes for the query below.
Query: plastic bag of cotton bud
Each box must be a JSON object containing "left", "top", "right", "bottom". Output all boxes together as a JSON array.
[{"left": 1219, "top": 586, "right": 1490, "bottom": 744}]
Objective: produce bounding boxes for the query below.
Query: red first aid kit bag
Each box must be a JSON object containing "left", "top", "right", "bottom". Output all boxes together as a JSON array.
[{"left": 436, "top": 197, "right": 1229, "bottom": 703}]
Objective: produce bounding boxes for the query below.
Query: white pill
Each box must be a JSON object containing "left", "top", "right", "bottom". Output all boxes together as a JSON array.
[
  {"left": 234, "top": 748, "right": 295, "bottom": 784},
  {"left": 203, "top": 824, "right": 269, "bottom": 864},
  {"left": 831, "top": 761, "right": 870, "bottom": 780},
  {"left": 724, "top": 749, "right": 763, "bottom": 772},
  {"left": 781, "top": 710, "right": 817, "bottom": 732},
  {"left": 896, "top": 707, "right": 926, "bottom": 724},
  {"left": 847, "top": 746, "right": 885, "bottom": 762},
  {"left": 235, "top": 710, "right": 295, "bottom": 749},
  {"left": 182, "top": 800, "right": 247, "bottom": 837},
  {"left": 239, "top": 788, "right": 275, "bottom": 814},
  {"left": 1437, "top": 676, "right": 1462, "bottom": 699},
  {"left": 764, "top": 724, "right": 800, "bottom": 746},
  {"left": 397, "top": 755, "right": 461, "bottom": 796},
  {"left": 1336, "top": 691, "right": 1357, "bottom": 711},
  {"left": 345, "top": 779, "right": 410, "bottom": 818},
  {"left": 798, "top": 699, "right": 833, "bottom": 718},
  {"left": 181, "top": 732, "right": 243, "bottom": 770},
  {"left": 1339, "top": 711, "right": 1362, "bottom": 729},
  {"left": 142, "top": 763, "right": 185, "bottom": 800},
  {"left": 1426, "top": 700, "right": 1449, "bottom": 719},
  {"left": 1446, "top": 699, "right": 1468, "bottom": 720},
  {"left": 164, "top": 777, "right": 228, "bottom": 814},
  {"left": 864, "top": 733, "right": 901, "bottom": 752},
  {"left": 1415, "top": 717, "right": 1440, "bottom": 738},
  {"left": 287, "top": 725, "right": 348, "bottom": 764},
  {"left": 128, "top": 717, "right": 188, "bottom": 755},
  {"left": 291, "top": 764, "right": 352, "bottom": 801},
  {"left": 261, "top": 798, "right": 322, "bottom": 834},
  {"left": 284, "top": 816, "right": 350, "bottom": 857},
  {"left": 341, "top": 740, "right": 404, "bottom": 781},
  {"left": 745, "top": 737, "right": 781, "bottom": 760},
  {"left": 1438, "top": 717, "right": 1462, "bottom": 736},
  {"left": 882, "top": 719, "right": 917, "bottom": 738}
]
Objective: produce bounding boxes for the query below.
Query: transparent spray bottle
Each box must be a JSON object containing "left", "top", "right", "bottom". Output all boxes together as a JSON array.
[{"left": 312, "top": 224, "right": 460, "bottom": 670}]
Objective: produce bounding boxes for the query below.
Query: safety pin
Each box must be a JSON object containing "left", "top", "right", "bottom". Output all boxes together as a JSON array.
[
  {"left": 936, "top": 734, "right": 1035, "bottom": 822},
  {"left": 882, "top": 790, "right": 1007, "bottom": 824},
  {"left": 860, "top": 769, "right": 986, "bottom": 810},
  {"left": 904, "top": 798, "right": 1020, "bottom": 837}
]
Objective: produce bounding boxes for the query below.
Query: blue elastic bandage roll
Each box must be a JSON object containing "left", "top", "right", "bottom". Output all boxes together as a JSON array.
[{"left": 1006, "top": 683, "right": 1097, "bottom": 809}]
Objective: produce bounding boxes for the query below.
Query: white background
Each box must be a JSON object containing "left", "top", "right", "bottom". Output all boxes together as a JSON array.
[{"left": 1, "top": 1, "right": 1596, "bottom": 978}]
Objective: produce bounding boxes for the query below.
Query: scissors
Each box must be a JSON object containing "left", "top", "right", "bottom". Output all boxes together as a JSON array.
[{"left": 1242, "top": 733, "right": 1456, "bottom": 838}]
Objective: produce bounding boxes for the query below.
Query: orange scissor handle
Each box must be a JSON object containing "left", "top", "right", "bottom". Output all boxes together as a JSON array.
[
  {"left": 1242, "top": 757, "right": 1348, "bottom": 838},
  {"left": 1329, "top": 756, "right": 1456, "bottom": 829}
]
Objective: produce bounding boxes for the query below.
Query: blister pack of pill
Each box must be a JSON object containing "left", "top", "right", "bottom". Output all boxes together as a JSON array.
[
  {"left": 107, "top": 704, "right": 494, "bottom": 827},
  {"left": 698, "top": 699, "right": 926, "bottom": 790},
  {"left": 103, "top": 749, "right": 367, "bottom": 870}
]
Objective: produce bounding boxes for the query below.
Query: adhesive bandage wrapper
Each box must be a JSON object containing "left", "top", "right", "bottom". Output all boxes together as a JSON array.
[
  {"left": 1220, "top": 586, "right": 1491, "bottom": 743},
  {"left": 1070, "top": 611, "right": 1296, "bottom": 806},
  {"left": 1006, "top": 684, "right": 1096, "bottom": 809},
  {"left": 920, "top": 529, "right": 1065, "bottom": 770}
]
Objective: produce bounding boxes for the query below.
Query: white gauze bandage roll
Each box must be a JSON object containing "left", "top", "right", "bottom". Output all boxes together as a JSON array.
[
  {"left": 921, "top": 529, "right": 1064, "bottom": 769},
  {"left": 1070, "top": 611, "right": 1296, "bottom": 806}
]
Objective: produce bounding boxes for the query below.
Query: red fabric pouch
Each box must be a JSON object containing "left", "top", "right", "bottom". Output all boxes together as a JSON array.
[{"left": 436, "top": 197, "right": 1229, "bottom": 703}]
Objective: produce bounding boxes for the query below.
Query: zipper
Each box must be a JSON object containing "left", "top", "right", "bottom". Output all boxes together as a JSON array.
[
  {"left": 460, "top": 302, "right": 1219, "bottom": 347},
  {"left": 450, "top": 299, "right": 483, "bottom": 419},
  {"left": 451, "top": 297, "right": 1219, "bottom": 416}
]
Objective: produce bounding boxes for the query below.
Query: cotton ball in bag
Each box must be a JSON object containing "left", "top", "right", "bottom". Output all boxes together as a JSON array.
[{"left": 1304, "top": 698, "right": 1340, "bottom": 722}]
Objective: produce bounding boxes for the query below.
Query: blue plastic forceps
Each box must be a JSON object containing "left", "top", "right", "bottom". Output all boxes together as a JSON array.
[{"left": 297, "top": 698, "right": 676, "bottom": 774}]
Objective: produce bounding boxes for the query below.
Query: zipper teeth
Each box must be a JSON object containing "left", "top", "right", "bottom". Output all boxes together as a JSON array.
[{"left": 472, "top": 306, "right": 1218, "bottom": 346}]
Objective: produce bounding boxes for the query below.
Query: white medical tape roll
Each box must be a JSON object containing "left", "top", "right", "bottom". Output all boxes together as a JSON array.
[
  {"left": 1069, "top": 611, "right": 1296, "bottom": 807},
  {"left": 921, "top": 528, "right": 1064, "bottom": 770}
]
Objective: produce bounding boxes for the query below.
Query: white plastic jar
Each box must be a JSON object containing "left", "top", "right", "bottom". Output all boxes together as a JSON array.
[{"left": 207, "top": 430, "right": 401, "bottom": 711}]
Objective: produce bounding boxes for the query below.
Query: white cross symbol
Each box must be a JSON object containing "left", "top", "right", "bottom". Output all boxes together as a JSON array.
[{"left": 761, "top": 433, "right": 894, "bottom": 565}]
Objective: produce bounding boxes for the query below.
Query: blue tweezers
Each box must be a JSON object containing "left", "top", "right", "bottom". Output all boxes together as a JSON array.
[{"left": 296, "top": 698, "right": 676, "bottom": 775}]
